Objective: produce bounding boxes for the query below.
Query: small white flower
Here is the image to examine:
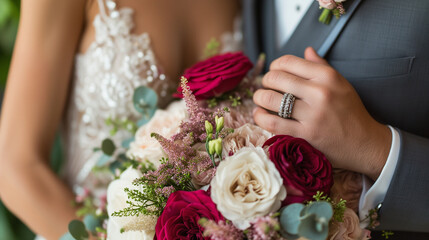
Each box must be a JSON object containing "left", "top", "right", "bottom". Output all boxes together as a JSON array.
[
  {"left": 106, "top": 167, "right": 157, "bottom": 239},
  {"left": 127, "top": 100, "right": 187, "bottom": 167},
  {"left": 210, "top": 147, "right": 286, "bottom": 229}
]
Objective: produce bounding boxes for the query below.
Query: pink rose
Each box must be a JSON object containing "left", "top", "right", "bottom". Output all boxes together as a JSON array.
[
  {"left": 155, "top": 190, "right": 224, "bottom": 240},
  {"left": 221, "top": 99, "right": 256, "bottom": 129},
  {"left": 330, "top": 169, "right": 362, "bottom": 212},
  {"left": 329, "top": 208, "right": 371, "bottom": 240},
  {"left": 318, "top": 0, "right": 337, "bottom": 9},
  {"left": 263, "top": 135, "right": 333, "bottom": 205},
  {"left": 174, "top": 52, "right": 253, "bottom": 100}
]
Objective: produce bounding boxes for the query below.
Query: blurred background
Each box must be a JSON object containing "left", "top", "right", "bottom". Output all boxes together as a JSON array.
[{"left": 0, "top": 0, "right": 35, "bottom": 239}]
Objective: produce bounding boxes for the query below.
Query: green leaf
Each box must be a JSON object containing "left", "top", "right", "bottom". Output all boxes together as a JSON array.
[
  {"left": 298, "top": 213, "right": 329, "bottom": 240},
  {"left": 59, "top": 232, "right": 75, "bottom": 240},
  {"left": 83, "top": 214, "right": 101, "bottom": 233},
  {"left": 122, "top": 137, "right": 135, "bottom": 148},
  {"left": 101, "top": 138, "right": 116, "bottom": 156},
  {"left": 302, "top": 201, "right": 333, "bottom": 220},
  {"left": 279, "top": 203, "right": 304, "bottom": 235},
  {"left": 96, "top": 154, "right": 111, "bottom": 167},
  {"left": 133, "top": 86, "right": 158, "bottom": 116},
  {"left": 68, "top": 220, "right": 89, "bottom": 240}
]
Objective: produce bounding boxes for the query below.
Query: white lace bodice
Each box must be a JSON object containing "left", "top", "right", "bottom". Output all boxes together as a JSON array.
[{"left": 62, "top": 0, "right": 243, "bottom": 192}]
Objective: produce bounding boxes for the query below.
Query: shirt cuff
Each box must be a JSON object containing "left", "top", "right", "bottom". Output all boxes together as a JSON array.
[{"left": 358, "top": 126, "right": 400, "bottom": 227}]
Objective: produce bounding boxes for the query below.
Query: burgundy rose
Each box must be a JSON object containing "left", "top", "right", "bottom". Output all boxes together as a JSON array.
[
  {"left": 263, "top": 135, "right": 333, "bottom": 205},
  {"left": 174, "top": 52, "right": 253, "bottom": 100},
  {"left": 155, "top": 190, "right": 224, "bottom": 240}
]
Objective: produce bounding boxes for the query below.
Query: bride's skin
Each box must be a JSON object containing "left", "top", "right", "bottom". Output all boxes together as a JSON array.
[{"left": 0, "top": 0, "right": 239, "bottom": 239}]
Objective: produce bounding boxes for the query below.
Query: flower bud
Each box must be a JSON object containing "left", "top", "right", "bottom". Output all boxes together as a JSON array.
[
  {"left": 215, "top": 116, "right": 224, "bottom": 133},
  {"left": 214, "top": 138, "right": 223, "bottom": 156},
  {"left": 205, "top": 120, "right": 213, "bottom": 136},
  {"left": 208, "top": 140, "right": 216, "bottom": 155}
]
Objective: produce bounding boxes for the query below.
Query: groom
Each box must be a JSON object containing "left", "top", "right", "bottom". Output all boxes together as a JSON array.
[{"left": 244, "top": 0, "right": 429, "bottom": 238}]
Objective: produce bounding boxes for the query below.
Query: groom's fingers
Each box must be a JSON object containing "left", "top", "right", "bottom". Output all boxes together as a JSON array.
[
  {"left": 253, "top": 107, "right": 301, "bottom": 135},
  {"left": 262, "top": 70, "right": 315, "bottom": 99},
  {"left": 253, "top": 89, "right": 309, "bottom": 121},
  {"left": 270, "top": 54, "right": 329, "bottom": 80}
]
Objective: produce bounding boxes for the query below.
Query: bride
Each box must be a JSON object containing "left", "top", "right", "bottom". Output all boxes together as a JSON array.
[{"left": 0, "top": 0, "right": 242, "bottom": 239}]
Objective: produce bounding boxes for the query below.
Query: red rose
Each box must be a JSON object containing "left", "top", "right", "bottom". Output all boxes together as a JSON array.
[
  {"left": 155, "top": 190, "right": 224, "bottom": 240},
  {"left": 263, "top": 135, "right": 333, "bottom": 205},
  {"left": 174, "top": 52, "right": 253, "bottom": 100}
]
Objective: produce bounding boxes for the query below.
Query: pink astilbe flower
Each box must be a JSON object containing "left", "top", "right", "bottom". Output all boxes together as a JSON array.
[
  {"left": 247, "top": 215, "right": 284, "bottom": 240},
  {"left": 172, "top": 77, "right": 230, "bottom": 142},
  {"left": 201, "top": 219, "right": 244, "bottom": 240},
  {"left": 151, "top": 133, "right": 196, "bottom": 162}
]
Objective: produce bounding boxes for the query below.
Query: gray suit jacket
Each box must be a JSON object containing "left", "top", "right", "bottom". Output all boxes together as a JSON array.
[{"left": 243, "top": 0, "right": 429, "bottom": 238}]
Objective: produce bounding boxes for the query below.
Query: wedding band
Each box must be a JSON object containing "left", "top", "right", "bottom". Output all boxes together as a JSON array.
[{"left": 278, "top": 92, "right": 296, "bottom": 119}]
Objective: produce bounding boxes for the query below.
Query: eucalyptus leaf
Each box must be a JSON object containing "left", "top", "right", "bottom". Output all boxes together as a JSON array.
[
  {"left": 279, "top": 203, "right": 304, "bottom": 235},
  {"left": 133, "top": 86, "right": 158, "bottom": 115},
  {"left": 302, "top": 201, "right": 333, "bottom": 220},
  {"left": 122, "top": 137, "right": 135, "bottom": 148},
  {"left": 298, "top": 213, "right": 329, "bottom": 240},
  {"left": 83, "top": 214, "right": 101, "bottom": 233},
  {"left": 59, "top": 232, "right": 75, "bottom": 240},
  {"left": 68, "top": 220, "right": 89, "bottom": 240},
  {"left": 101, "top": 138, "right": 116, "bottom": 156},
  {"left": 96, "top": 154, "right": 111, "bottom": 167}
]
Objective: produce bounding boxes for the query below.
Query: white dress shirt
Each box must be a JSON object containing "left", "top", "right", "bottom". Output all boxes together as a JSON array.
[{"left": 274, "top": 0, "right": 401, "bottom": 223}]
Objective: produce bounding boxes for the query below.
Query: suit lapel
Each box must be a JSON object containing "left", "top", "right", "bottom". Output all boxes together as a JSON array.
[
  {"left": 243, "top": 0, "right": 262, "bottom": 64},
  {"left": 263, "top": 0, "right": 362, "bottom": 63}
]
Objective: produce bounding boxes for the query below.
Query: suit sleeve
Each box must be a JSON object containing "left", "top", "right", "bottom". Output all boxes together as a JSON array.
[{"left": 377, "top": 129, "right": 429, "bottom": 232}]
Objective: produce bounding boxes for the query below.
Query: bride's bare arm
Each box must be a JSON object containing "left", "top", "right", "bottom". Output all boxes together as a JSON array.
[{"left": 0, "top": 0, "right": 87, "bottom": 239}]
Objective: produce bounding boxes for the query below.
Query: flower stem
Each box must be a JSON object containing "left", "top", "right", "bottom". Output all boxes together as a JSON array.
[{"left": 319, "top": 8, "right": 333, "bottom": 25}]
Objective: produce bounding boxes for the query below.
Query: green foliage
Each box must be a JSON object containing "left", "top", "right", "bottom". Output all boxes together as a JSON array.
[
  {"left": 101, "top": 138, "right": 116, "bottom": 156},
  {"left": 279, "top": 201, "right": 333, "bottom": 240},
  {"left": 105, "top": 117, "right": 138, "bottom": 135},
  {"left": 203, "top": 38, "right": 220, "bottom": 59},
  {"left": 382, "top": 230, "right": 394, "bottom": 239},
  {"left": 133, "top": 86, "right": 158, "bottom": 119},
  {"left": 0, "top": 0, "right": 20, "bottom": 88},
  {"left": 112, "top": 158, "right": 195, "bottom": 218},
  {"left": 310, "top": 191, "right": 347, "bottom": 222},
  {"left": 68, "top": 220, "right": 89, "bottom": 240}
]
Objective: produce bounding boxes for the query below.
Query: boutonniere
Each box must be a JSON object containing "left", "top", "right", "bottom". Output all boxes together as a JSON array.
[{"left": 317, "top": 0, "right": 346, "bottom": 24}]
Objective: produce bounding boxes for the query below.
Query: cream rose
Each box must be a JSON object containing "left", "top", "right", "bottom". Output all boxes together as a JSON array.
[
  {"left": 328, "top": 208, "right": 371, "bottom": 240},
  {"left": 127, "top": 100, "right": 187, "bottom": 167},
  {"left": 210, "top": 147, "right": 286, "bottom": 229},
  {"left": 222, "top": 123, "right": 273, "bottom": 155},
  {"left": 107, "top": 167, "right": 157, "bottom": 239}
]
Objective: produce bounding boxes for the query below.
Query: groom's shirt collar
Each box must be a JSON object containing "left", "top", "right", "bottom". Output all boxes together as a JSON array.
[{"left": 275, "top": 0, "right": 313, "bottom": 49}]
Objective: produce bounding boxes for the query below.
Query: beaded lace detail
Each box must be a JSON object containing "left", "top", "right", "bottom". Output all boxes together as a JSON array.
[{"left": 62, "top": 0, "right": 243, "bottom": 192}]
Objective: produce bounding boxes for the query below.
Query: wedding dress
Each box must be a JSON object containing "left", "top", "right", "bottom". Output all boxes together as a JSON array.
[
  {"left": 36, "top": 0, "right": 242, "bottom": 238},
  {"left": 62, "top": 0, "right": 243, "bottom": 197}
]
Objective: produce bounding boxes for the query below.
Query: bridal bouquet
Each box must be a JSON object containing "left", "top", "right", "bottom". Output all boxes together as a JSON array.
[{"left": 65, "top": 51, "right": 375, "bottom": 240}]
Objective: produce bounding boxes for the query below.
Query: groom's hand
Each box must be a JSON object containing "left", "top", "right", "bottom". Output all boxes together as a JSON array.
[{"left": 253, "top": 47, "right": 391, "bottom": 180}]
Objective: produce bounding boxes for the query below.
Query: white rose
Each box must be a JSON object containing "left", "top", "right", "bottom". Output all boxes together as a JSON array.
[
  {"left": 127, "top": 100, "right": 187, "bottom": 167},
  {"left": 222, "top": 123, "right": 273, "bottom": 155},
  {"left": 107, "top": 167, "right": 157, "bottom": 239},
  {"left": 210, "top": 147, "right": 286, "bottom": 229}
]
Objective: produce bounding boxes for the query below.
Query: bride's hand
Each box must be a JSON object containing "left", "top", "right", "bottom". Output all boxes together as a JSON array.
[{"left": 253, "top": 47, "right": 391, "bottom": 180}]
